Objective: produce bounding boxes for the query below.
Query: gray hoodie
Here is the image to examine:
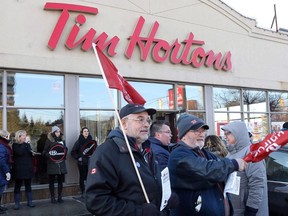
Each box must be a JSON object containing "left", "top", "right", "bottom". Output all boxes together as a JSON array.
[{"left": 222, "top": 121, "right": 268, "bottom": 216}]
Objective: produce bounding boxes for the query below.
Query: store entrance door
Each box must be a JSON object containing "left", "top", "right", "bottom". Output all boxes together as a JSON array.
[{"left": 154, "top": 111, "right": 178, "bottom": 143}]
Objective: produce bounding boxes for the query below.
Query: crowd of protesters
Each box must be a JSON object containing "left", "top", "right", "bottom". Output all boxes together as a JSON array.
[{"left": 0, "top": 103, "right": 283, "bottom": 215}]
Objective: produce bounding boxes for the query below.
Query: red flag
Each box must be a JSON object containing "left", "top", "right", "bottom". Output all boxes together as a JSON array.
[
  {"left": 95, "top": 46, "right": 146, "bottom": 105},
  {"left": 243, "top": 130, "right": 288, "bottom": 162}
]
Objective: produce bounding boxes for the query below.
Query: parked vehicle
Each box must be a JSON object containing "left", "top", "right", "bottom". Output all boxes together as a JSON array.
[{"left": 266, "top": 146, "right": 288, "bottom": 216}]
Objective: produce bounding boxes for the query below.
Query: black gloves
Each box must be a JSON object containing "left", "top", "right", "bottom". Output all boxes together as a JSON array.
[
  {"left": 141, "top": 203, "right": 160, "bottom": 216},
  {"left": 166, "top": 192, "right": 179, "bottom": 209}
]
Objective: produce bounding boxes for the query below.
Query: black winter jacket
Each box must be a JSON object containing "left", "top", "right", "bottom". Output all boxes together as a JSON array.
[
  {"left": 43, "top": 133, "right": 67, "bottom": 175},
  {"left": 85, "top": 129, "right": 162, "bottom": 216},
  {"left": 168, "top": 141, "right": 238, "bottom": 216},
  {"left": 12, "top": 142, "right": 34, "bottom": 179},
  {"left": 71, "top": 134, "right": 94, "bottom": 165}
]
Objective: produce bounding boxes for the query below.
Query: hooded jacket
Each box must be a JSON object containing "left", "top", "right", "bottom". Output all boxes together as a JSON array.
[
  {"left": 223, "top": 121, "right": 269, "bottom": 216},
  {"left": 43, "top": 132, "right": 67, "bottom": 175},
  {"left": 85, "top": 128, "right": 162, "bottom": 216}
]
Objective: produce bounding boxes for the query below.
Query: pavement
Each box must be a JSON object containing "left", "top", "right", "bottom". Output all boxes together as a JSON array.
[{"left": 0, "top": 196, "right": 93, "bottom": 216}]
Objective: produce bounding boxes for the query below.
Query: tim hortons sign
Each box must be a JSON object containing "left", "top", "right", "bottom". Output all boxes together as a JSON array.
[{"left": 44, "top": 2, "right": 232, "bottom": 71}]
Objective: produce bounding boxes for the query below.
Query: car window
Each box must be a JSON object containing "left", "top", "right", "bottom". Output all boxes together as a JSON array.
[{"left": 266, "top": 148, "right": 288, "bottom": 182}]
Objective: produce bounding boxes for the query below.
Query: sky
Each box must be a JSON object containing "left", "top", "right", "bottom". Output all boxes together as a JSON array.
[{"left": 221, "top": 0, "right": 288, "bottom": 31}]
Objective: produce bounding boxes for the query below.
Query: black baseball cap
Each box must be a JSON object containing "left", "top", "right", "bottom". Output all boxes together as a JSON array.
[{"left": 119, "top": 104, "right": 156, "bottom": 119}]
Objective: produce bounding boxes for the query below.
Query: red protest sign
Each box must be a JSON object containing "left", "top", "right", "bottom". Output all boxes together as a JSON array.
[{"left": 243, "top": 130, "right": 288, "bottom": 163}]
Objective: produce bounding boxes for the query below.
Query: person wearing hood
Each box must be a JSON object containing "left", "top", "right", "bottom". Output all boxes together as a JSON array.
[
  {"left": 0, "top": 130, "right": 12, "bottom": 214},
  {"left": 85, "top": 104, "right": 178, "bottom": 216},
  {"left": 43, "top": 126, "right": 67, "bottom": 204},
  {"left": 168, "top": 114, "right": 247, "bottom": 216},
  {"left": 222, "top": 121, "right": 269, "bottom": 216},
  {"left": 71, "top": 127, "right": 97, "bottom": 198}
]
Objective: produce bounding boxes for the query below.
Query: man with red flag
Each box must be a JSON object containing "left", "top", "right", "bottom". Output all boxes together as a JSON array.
[
  {"left": 95, "top": 46, "right": 146, "bottom": 105},
  {"left": 223, "top": 121, "right": 269, "bottom": 216}
]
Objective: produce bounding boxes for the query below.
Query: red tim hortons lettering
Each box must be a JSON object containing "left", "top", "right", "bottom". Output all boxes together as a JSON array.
[
  {"left": 126, "top": 16, "right": 232, "bottom": 71},
  {"left": 44, "top": 2, "right": 119, "bottom": 55}
]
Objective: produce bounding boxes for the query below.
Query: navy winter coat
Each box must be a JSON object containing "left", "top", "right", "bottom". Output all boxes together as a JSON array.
[{"left": 168, "top": 141, "right": 238, "bottom": 216}]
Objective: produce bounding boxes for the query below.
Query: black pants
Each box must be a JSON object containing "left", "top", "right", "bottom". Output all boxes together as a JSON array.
[
  {"left": 14, "top": 179, "right": 32, "bottom": 193},
  {"left": 48, "top": 174, "right": 64, "bottom": 196},
  {"left": 78, "top": 164, "right": 88, "bottom": 194}
]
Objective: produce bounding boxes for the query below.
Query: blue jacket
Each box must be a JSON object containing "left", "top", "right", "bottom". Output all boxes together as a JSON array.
[
  {"left": 168, "top": 141, "right": 238, "bottom": 216},
  {"left": 0, "top": 142, "right": 11, "bottom": 186},
  {"left": 149, "top": 137, "right": 170, "bottom": 171}
]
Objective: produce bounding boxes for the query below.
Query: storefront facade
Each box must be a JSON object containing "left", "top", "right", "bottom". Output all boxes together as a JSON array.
[{"left": 1, "top": 0, "right": 288, "bottom": 196}]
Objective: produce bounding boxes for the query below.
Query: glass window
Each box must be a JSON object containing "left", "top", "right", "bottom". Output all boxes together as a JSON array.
[
  {"left": 266, "top": 149, "right": 288, "bottom": 182},
  {"left": 214, "top": 113, "right": 242, "bottom": 137},
  {"left": 244, "top": 113, "right": 268, "bottom": 142},
  {"left": 7, "top": 109, "right": 64, "bottom": 140},
  {"left": 185, "top": 85, "right": 204, "bottom": 110},
  {"left": 123, "top": 82, "right": 174, "bottom": 110},
  {"left": 80, "top": 110, "right": 115, "bottom": 144},
  {"left": 270, "top": 113, "right": 288, "bottom": 133},
  {"left": 243, "top": 90, "right": 266, "bottom": 112},
  {"left": 7, "top": 73, "right": 64, "bottom": 107},
  {"left": 269, "top": 91, "right": 288, "bottom": 112},
  {"left": 7, "top": 108, "right": 64, "bottom": 185},
  {"left": 213, "top": 87, "right": 241, "bottom": 111},
  {"left": 79, "top": 77, "right": 115, "bottom": 109}
]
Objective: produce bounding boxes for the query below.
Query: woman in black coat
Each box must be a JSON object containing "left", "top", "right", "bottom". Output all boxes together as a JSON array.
[
  {"left": 71, "top": 127, "right": 97, "bottom": 197},
  {"left": 12, "top": 130, "right": 35, "bottom": 210},
  {"left": 43, "top": 126, "right": 67, "bottom": 204}
]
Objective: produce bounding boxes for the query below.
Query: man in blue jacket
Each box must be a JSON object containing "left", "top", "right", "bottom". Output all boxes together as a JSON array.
[
  {"left": 168, "top": 114, "right": 247, "bottom": 216},
  {"left": 149, "top": 120, "right": 172, "bottom": 171}
]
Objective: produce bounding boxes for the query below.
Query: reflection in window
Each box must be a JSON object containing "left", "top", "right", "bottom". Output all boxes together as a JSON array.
[
  {"left": 124, "top": 82, "right": 173, "bottom": 110},
  {"left": 243, "top": 90, "right": 266, "bottom": 112},
  {"left": 266, "top": 150, "right": 288, "bottom": 182},
  {"left": 185, "top": 85, "right": 204, "bottom": 110},
  {"left": 270, "top": 113, "right": 288, "bottom": 133},
  {"left": 214, "top": 113, "right": 242, "bottom": 136},
  {"left": 80, "top": 110, "right": 115, "bottom": 144},
  {"left": 244, "top": 113, "right": 268, "bottom": 142},
  {"left": 7, "top": 73, "right": 64, "bottom": 107},
  {"left": 269, "top": 91, "right": 288, "bottom": 112},
  {"left": 7, "top": 108, "right": 64, "bottom": 185},
  {"left": 7, "top": 109, "right": 64, "bottom": 144},
  {"left": 213, "top": 87, "right": 240, "bottom": 111},
  {"left": 79, "top": 77, "right": 116, "bottom": 109}
]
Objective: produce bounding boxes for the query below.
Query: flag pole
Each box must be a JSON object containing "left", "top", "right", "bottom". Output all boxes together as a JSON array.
[{"left": 92, "top": 43, "right": 150, "bottom": 203}]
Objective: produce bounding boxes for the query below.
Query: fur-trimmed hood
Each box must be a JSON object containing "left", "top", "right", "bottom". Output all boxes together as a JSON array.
[{"left": 47, "top": 132, "right": 65, "bottom": 143}]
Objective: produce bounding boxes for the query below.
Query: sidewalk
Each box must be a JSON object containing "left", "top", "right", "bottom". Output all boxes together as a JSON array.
[{"left": 1, "top": 196, "right": 92, "bottom": 216}]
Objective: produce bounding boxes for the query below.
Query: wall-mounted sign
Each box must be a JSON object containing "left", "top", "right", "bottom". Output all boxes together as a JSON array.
[{"left": 44, "top": 2, "right": 232, "bottom": 71}]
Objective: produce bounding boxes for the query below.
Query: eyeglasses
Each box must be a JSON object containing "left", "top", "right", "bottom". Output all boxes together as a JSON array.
[
  {"left": 190, "top": 128, "right": 207, "bottom": 135},
  {"left": 124, "top": 117, "right": 152, "bottom": 125},
  {"left": 224, "top": 131, "right": 231, "bottom": 136},
  {"left": 159, "top": 130, "right": 172, "bottom": 134}
]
